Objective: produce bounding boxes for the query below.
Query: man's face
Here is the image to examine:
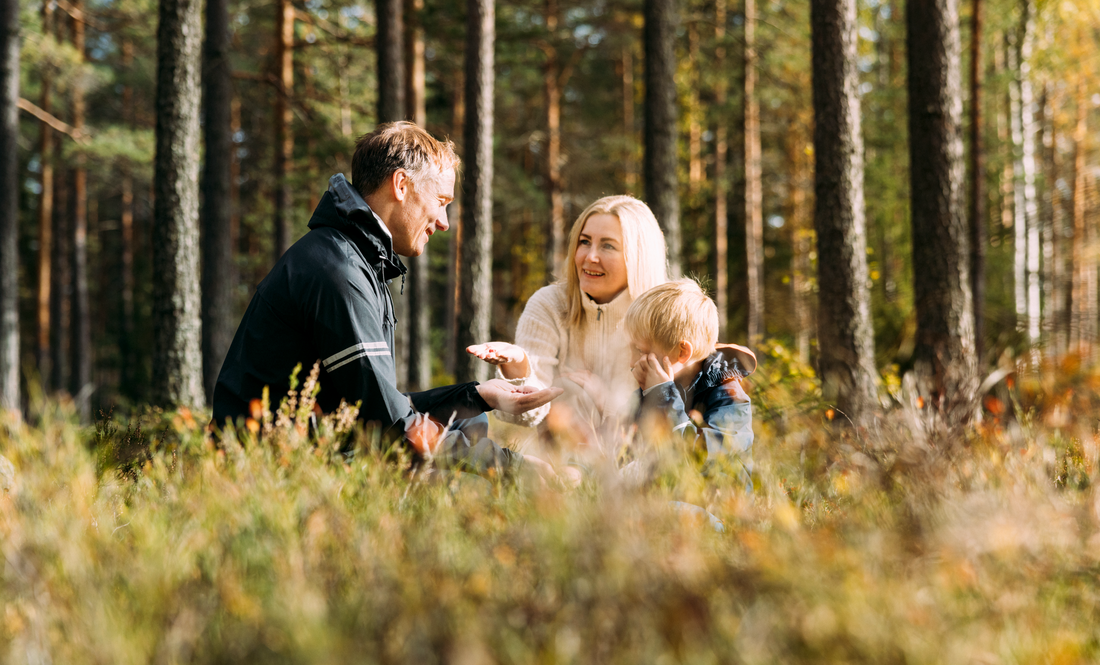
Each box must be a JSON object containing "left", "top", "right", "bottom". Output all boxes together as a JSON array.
[{"left": 391, "top": 167, "right": 455, "bottom": 257}]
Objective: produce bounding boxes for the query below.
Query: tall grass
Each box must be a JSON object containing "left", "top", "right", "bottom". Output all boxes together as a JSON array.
[{"left": 3, "top": 348, "right": 1099, "bottom": 663}]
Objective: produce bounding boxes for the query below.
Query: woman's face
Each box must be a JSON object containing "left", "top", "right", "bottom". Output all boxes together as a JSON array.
[{"left": 574, "top": 213, "right": 628, "bottom": 304}]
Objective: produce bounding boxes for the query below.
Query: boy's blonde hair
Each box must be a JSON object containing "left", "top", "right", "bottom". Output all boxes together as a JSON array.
[
  {"left": 624, "top": 279, "right": 719, "bottom": 361},
  {"left": 563, "top": 195, "right": 668, "bottom": 328}
]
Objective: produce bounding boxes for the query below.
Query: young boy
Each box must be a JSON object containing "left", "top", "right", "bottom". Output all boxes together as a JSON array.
[{"left": 623, "top": 279, "right": 757, "bottom": 486}]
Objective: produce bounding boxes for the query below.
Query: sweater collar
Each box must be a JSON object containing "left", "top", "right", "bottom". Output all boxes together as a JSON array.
[{"left": 580, "top": 288, "right": 633, "bottom": 322}]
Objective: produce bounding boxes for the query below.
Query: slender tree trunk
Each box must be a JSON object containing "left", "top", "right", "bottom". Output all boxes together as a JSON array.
[
  {"left": 456, "top": 0, "right": 494, "bottom": 383},
  {"left": 0, "top": 0, "right": 18, "bottom": 412},
  {"left": 907, "top": 0, "right": 978, "bottom": 415},
  {"left": 152, "top": 0, "right": 204, "bottom": 408},
  {"left": 405, "top": 0, "right": 431, "bottom": 391},
  {"left": 644, "top": 0, "right": 681, "bottom": 276},
  {"left": 744, "top": 0, "right": 764, "bottom": 342},
  {"left": 1071, "top": 80, "right": 1091, "bottom": 357},
  {"left": 1018, "top": 0, "right": 1040, "bottom": 348},
  {"left": 792, "top": 144, "right": 813, "bottom": 365},
  {"left": 36, "top": 1, "right": 54, "bottom": 389},
  {"left": 273, "top": 0, "right": 294, "bottom": 261},
  {"left": 70, "top": 1, "right": 91, "bottom": 419},
  {"left": 120, "top": 40, "right": 136, "bottom": 394},
  {"left": 202, "top": 0, "right": 234, "bottom": 402},
  {"left": 1043, "top": 87, "right": 1067, "bottom": 357},
  {"left": 811, "top": 0, "right": 877, "bottom": 420},
  {"left": 544, "top": 0, "right": 565, "bottom": 280},
  {"left": 1007, "top": 33, "right": 1027, "bottom": 334},
  {"left": 622, "top": 45, "right": 636, "bottom": 192},
  {"left": 687, "top": 22, "right": 702, "bottom": 191},
  {"left": 444, "top": 76, "right": 464, "bottom": 378},
  {"left": 50, "top": 155, "right": 70, "bottom": 393},
  {"left": 714, "top": 0, "right": 729, "bottom": 337},
  {"left": 967, "top": 0, "right": 985, "bottom": 362}
]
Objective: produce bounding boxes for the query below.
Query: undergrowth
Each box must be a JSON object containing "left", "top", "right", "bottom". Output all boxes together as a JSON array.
[{"left": 3, "top": 348, "right": 1100, "bottom": 663}]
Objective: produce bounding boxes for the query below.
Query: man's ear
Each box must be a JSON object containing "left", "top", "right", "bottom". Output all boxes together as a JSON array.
[
  {"left": 676, "top": 341, "right": 695, "bottom": 364},
  {"left": 391, "top": 169, "right": 410, "bottom": 202}
]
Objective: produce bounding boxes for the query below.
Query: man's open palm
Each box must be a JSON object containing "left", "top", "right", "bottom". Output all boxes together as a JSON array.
[{"left": 477, "top": 379, "right": 564, "bottom": 415}]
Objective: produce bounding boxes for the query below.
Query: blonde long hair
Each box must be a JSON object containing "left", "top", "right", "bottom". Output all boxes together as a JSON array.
[{"left": 563, "top": 195, "right": 669, "bottom": 328}]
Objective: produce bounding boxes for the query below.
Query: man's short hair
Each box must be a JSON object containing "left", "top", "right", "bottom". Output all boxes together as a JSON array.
[
  {"left": 625, "top": 279, "right": 719, "bottom": 361},
  {"left": 351, "top": 121, "right": 460, "bottom": 197}
]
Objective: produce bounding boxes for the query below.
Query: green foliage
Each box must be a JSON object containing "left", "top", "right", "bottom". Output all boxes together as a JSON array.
[{"left": 5, "top": 353, "right": 1100, "bottom": 662}]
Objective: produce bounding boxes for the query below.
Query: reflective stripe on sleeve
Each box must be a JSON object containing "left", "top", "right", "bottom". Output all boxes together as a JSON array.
[{"left": 323, "top": 341, "right": 389, "bottom": 371}]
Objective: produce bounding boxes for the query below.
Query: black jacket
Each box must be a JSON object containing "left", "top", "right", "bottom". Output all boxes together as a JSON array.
[
  {"left": 212, "top": 174, "right": 520, "bottom": 473},
  {"left": 636, "top": 345, "right": 755, "bottom": 485}
]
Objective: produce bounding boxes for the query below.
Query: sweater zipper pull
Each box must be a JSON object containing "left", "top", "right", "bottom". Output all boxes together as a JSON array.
[{"left": 597, "top": 307, "right": 602, "bottom": 321}]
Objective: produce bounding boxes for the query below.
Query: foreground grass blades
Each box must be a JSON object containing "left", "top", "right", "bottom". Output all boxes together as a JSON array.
[{"left": 3, "top": 354, "right": 1100, "bottom": 663}]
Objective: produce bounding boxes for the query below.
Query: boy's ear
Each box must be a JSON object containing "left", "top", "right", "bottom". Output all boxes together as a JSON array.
[{"left": 676, "top": 341, "right": 695, "bottom": 364}]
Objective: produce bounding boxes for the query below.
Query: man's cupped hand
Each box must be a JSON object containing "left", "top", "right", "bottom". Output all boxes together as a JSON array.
[{"left": 476, "top": 379, "right": 564, "bottom": 415}]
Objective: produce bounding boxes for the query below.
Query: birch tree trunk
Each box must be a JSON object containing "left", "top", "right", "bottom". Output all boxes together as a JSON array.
[
  {"left": 907, "top": 0, "right": 978, "bottom": 415},
  {"left": 744, "top": 0, "right": 765, "bottom": 342},
  {"left": 405, "top": 0, "right": 431, "bottom": 392},
  {"left": 152, "top": 0, "right": 204, "bottom": 408},
  {"left": 644, "top": 0, "right": 681, "bottom": 276},
  {"left": 811, "top": 0, "right": 877, "bottom": 420},
  {"left": 456, "top": 0, "right": 494, "bottom": 383},
  {"left": 202, "top": 0, "right": 235, "bottom": 402},
  {"left": 0, "top": 0, "right": 18, "bottom": 413},
  {"left": 1007, "top": 33, "right": 1027, "bottom": 334}
]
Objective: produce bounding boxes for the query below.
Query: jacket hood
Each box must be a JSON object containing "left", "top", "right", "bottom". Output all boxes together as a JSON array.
[
  {"left": 687, "top": 344, "right": 757, "bottom": 394},
  {"left": 308, "top": 174, "right": 407, "bottom": 281}
]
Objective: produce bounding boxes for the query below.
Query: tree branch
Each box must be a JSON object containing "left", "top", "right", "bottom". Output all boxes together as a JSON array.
[{"left": 18, "top": 98, "right": 88, "bottom": 142}]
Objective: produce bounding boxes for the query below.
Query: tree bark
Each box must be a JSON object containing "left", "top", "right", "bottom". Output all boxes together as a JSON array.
[
  {"left": 967, "top": 0, "right": 985, "bottom": 361},
  {"left": 644, "top": 0, "right": 681, "bottom": 276},
  {"left": 1017, "top": 1, "right": 1040, "bottom": 348},
  {"left": 377, "top": 0, "right": 405, "bottom": 124},
  {"left": 811, "top": 0, "right": 877, "bottom": 421},
  {"left": 50, "top": 154, "right": 70, "bottom": 393},
  {"left": 0, "top": 0, "right": 18, "bottom": 412},
  {"left": 152, "top": 0, "right": 205, "bottom": 408},
  {"left": 70, "top": 0, "right": 91, "bottom": 419},
  {"left": 273, "top": 0, "right": 294, "bottom": 261},
  {"left": 714, "top": 0, "right": 729, "bottom": 337},
  {"left": 202, "top": 0, "right": 235, "bottom": 403},
  {"left": 688, "top": 22, "right": 702, "bottom": 191},
  {"left": 622, "top": 45, "right": 636, "bottom": 191},
  {"left": 744, "top": 0, "right": 764, "bottom": 342},
  {"left": 444, "top": 76, "right": 464, "bottom": 378},
  {"left": 405, "top": 0, "right": 431, "bottom": 391},
  {"left": 36, "top": 1, "right": 54, "bottom": 390},
  {"left": 907, "top": 0, "right": 977, "bottom": 415},
  {"left": 456, "top": 0, "right": 494, "bottom": 384},
  {"left": 120, "top": 39, "right": 136, "bottom": 394},
  {"left": 1071, "top": 80, "right": 1092, "bottom": 357},
  {"left": 544, "top": 0, "right": 565, "bottom": 280}
]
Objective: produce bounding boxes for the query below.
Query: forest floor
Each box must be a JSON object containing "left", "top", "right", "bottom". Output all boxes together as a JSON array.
[{"left": 2, "top": 347, "right": 1100, "bottom": 663}]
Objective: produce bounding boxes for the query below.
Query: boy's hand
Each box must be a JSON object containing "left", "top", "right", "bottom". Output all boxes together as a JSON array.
[{"left": 637, "top": 353, "right": 675, "bottom": 391}]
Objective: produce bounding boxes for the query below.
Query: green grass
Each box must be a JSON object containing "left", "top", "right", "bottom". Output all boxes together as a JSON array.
[{"left": 3, "top": 350, "right": 1100, "bottom": 663}]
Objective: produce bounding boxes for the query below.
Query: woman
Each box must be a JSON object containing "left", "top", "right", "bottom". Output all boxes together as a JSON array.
[{"left": 468, "top": 195, "right": 668, "bottom": 439}]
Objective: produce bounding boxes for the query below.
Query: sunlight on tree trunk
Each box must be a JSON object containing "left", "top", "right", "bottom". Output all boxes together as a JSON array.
[
  {"left": 644, "top": 0, "right": 681, "bottom": 277},
  {"left": 744, "top": 0, "right": 764, "bottom": 343},
  {"left": 405, "top": 0, "right": 431, "bottom": 392},
  {"left": 714, "top": 0, "right": 729, "bottom": 338},
  {"left": 273, "top": 0, "right": 294, "bottom": 262},
  {"left": 71, "top": 0, "right": 91, "bottom": 421},
  {"left": 0, "top": 0, "right": 18, "bottom": 413}
]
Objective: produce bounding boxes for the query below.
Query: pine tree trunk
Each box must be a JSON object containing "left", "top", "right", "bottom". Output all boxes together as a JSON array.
[
  {"left": 273, "top": 0, "right": 293, "bottom": 261},
  {"left": 70, "top": 1, "right": 91, "bottom": 419},
  {"left": 36, "top": 1, "right": 54, "bottom": 389},
  {"left": 544, "top": 0, "right": 565, "bottom": 280},
  {"left": 644, "top": 0, "right": 681, "bottom": 276},
  {"left": 202, "top": 0, "right": 235, "bottom": 403},
  {"left": 906, "top": 0, "right": 978, "bottom": 415},
  {"left": 405, "top": 0, "right": 432, "bottom": 391},
  {"left": 0, "top": 0, "right": 18, "bottom": 412},
  {"left": 967, "top": 0, "right": 985, "bottom": 361},
  {"left": 744, "top": 0, "right": 764, "bottom": 342},
  {"left": 456, "top": 0, "right": 494, "bottom": 384},
  {"left": 811, "top": 0, "right": 877, "bottom": 420},
  {"left": 50, "top": 159, "right": 70, "bottom": 393},
  {"left": 687, "top": 22, "right": 702, "bottom": 191},
  {"left": 444, "top": 77, "right": 463, "bottom": 378},
  {"left": 120, "top": 40, "right": 136, "bottom": 395},
  {"left": 152, "top": 0, "right": 204, "bottom": 408},
  {"left": 1071, "top": 80, "right": 1091, "bottom": 357},
  {"left": 714, "top": 0, "right": 729, "bottom": 338},
  {"left": 622, "top": 45, "right": 636, "bottom": 192}
]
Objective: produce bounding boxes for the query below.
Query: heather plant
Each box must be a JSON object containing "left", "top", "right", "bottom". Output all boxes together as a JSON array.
[{"left": 3, "top": 353, "right": 1100, "bottom": 663}]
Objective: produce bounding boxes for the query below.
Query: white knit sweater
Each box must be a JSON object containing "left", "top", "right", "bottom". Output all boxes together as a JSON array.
[{"left": 496, "top": 283, "right": 638, "bottom": 428}]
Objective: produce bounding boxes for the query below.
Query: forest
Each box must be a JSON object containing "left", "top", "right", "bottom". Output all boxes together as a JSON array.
[{"left": 0, "top": 0, "right": 1093, "bottom": 419}]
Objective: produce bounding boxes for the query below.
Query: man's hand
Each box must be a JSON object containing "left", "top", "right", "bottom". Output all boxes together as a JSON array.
[
  {"left": 632, "top": 353, "right": 675, "bottom": 392},
  {"left": 467, "top": 342, "right": 530, "bottom": 380},
  {"left": 476, "top": 379, "right": 564, "bottom": 415}
]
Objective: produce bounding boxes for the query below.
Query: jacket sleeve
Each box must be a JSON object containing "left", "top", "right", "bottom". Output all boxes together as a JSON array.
[
  {"left": 638, "top": 381, "right": 754, "bottom": 485},
  {"left": 407, "top": 382, "right": 491, "bottom": 423}
]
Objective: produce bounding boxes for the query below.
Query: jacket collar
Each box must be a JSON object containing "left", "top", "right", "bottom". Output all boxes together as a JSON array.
[
  {"left": 685, "top": 344, "right": 757, "bottom": 394},
  {"left": 308, "top": 174, "right": 407, "bottom": 282}
]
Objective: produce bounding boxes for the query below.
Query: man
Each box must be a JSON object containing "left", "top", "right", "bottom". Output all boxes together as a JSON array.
[{"left": 212, "top": 122, "right": 561, "bottom": 479}]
